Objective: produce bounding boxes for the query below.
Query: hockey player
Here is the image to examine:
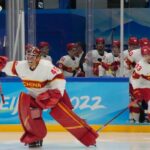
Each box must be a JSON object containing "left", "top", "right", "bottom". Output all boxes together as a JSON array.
[
  {"left": 38, "top": 41, "right": 52, "bottom": 62},
  {"left": 83, "top": 37, "right": 108, "bottom": 77},
  {"left": 123, "top": 37, "right": 139, "bottom": 76},
  {"left": 125, "top": 38, "right": 149, "bottom": 123},
  {"left": 57, "top": 43, "right": 79, "bottom": 77},
  {"left": 0, "top": 45, "right": 98, "bottom": 148},
  {"left": 130, "top": 45, "right": 150, "bottom": 123},
  {"left": 102, "top": 40, "right": 121, "bottom": 77},
  {"left": 74, "top": 42, "right": 86, "bottom": 77},
  {"left": 124, "top": 37, "right": 149, "bottom": 76}
]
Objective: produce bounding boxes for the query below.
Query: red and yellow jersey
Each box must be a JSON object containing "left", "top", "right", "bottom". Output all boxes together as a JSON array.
[
  {"left": 104, "top": 53, "right": 121, "bottom": 77},
  {"left": 84, "top": 50, "right": 108, "bottom": 76},
  {"left": 2, "top": 59, "right": 66, "bottom": 98},
  {"left": 125, "top": 48, "right": 142, "bottom": 71},
  {"left": 130, "top": 59, "right": 150, "bottom": 101},
  {"left": 130, "top": 59, "right": 150, "bottom": 89},
  {"left": 57, "top": 55, "right": 79, "bottom": 77},
  {"left": 85, "top": 50, "right": 107, "bottom": 64}
]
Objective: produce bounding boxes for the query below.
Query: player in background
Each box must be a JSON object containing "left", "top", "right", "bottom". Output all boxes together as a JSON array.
[
  {"left": 74, "top": 42, "right": 86, "bottom": 77},
  {"left": 124, "top": 36, "right": 139, "bottom": 59},
  {"left": 38, "top": 41, "right": 52, "bottom": 62},
  {"left": 57, "top": 43, "right": 79, "bottom": 77},
  {"left": 124, "top": 37, "right": 149, "bottom": 75},
  {"left": 83, "top": 37, "right": 108, "bottom": 77},
  {"left": 130, "top": 45, "right": 150, "bottom": 123},
  {"left": 102, "top": 40, "right": 121, "bottom": 77},
  {"left": 124, "top": 37, "right": 149, "bottom": 123},
  {"left": 123, "top": 36, "right": 139, "bottom": 77},
  {"left": 0, "top": 45, "right": 98, "bottom": 148}
]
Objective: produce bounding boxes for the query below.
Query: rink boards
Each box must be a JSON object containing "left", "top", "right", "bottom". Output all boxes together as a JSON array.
[{"left": 0, "top": 77, "right": 150, "bottom": 132}]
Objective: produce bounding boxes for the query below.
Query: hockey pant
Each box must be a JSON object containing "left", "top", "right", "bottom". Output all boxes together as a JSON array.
[
  {"left": 50, "top": 100, "right": 99, "bottom": 147},
  {"left": 18, "top": 92, "right": 47, "bottom": 144}
]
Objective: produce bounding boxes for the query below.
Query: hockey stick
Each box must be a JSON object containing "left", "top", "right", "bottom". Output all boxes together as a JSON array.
[
  {"left": 0, "top": 82, "right": 4, "bottom": 104},
  {"left": 96, "top": 107, "right": 128, "bottom": 132},
  {"left": 1, "top": 94, "right": 5, "bottom": 104},
  {"left": 96, "top": 99, "right": 146, "bottom": 132}
]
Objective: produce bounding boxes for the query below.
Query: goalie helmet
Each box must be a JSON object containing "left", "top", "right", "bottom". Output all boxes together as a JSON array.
[{"left": 25, "top": 45, "right": 41, "bottom": 56}]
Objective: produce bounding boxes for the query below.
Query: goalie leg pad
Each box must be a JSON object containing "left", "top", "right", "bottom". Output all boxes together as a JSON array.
[
  {"left": 50, "top": 101, "right": 98, "bottom": 147},
  {"left": 30, "top": 108, "right": 42, "bottom": 119},
  {"left": 60, "top": 90, "right": 74, "bottom": 110},
  {"left": 18, "top": 92, "right": 47, "bottom": 144}
]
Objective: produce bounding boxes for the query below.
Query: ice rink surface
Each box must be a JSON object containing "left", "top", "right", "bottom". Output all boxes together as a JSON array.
[{"left": 0, "top": 132, "right": 150, "bottom": 150}]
